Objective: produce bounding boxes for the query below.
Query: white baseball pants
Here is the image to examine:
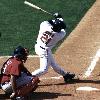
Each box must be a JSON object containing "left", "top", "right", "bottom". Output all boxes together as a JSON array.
[{"left": 32, "top": 44, "right": 66, "bottom": 76}]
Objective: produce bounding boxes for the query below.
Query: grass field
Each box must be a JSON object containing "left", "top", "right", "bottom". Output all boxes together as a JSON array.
[{"left": 0, "top": 0, "right": 95, "bottom": 56}]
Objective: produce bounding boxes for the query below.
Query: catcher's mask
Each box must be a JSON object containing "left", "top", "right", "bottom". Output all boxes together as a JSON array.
[
  {"left": 13, "top": 46, "right": 29, "bottom": 62},
  {"left": 48, "top": 19, "right": 66, "bottom": 32}
]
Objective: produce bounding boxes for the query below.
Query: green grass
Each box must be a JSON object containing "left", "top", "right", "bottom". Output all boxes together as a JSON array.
[{"left": 0, "top": 0, "right": 95, "bottom": 56}]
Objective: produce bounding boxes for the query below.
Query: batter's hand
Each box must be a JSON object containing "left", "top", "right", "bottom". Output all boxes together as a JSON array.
[{"left": 53, "top": 13, "right": 62, "bottom": 18}]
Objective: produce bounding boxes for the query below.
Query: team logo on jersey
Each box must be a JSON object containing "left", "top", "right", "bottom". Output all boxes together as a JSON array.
[{"left": 40, "top": 31, "right": 54, "bottom": 45}]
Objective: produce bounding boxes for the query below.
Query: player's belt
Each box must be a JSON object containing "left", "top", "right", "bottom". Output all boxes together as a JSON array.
[{"left": 40, "top": 46, "right": 45, "bottom": 50}]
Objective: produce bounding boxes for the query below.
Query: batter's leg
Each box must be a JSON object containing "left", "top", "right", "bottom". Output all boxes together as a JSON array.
[
  {"left": 50, "top": 55, "right": 75, "bottom": 83},
  {"left": 48, "top": 51, "right": 67, "bottom": 76},
  {"left": 32, "top": 55, "right": 49, "bottom": 76}
]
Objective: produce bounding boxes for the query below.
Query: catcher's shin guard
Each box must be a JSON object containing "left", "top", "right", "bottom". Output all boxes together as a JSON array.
[
  {"left": 63, "top": 72, "right": 75, "bottom": 83},
  {"left": 16, "top": 76, "right": 40, "bottom": 97}
]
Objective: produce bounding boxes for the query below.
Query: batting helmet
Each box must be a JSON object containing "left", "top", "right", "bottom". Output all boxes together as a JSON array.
[{"left": 48, "top": 19, "right": 66, "bottom": 32}]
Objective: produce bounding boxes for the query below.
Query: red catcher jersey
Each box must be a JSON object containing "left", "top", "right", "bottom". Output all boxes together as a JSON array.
[{"left": 1, "top": 57, "right": 23, "bottom": 83}]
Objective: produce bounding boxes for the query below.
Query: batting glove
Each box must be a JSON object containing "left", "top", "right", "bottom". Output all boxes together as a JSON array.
[{"left": 53, "top": 13, "right": 62, "bottom": 18}]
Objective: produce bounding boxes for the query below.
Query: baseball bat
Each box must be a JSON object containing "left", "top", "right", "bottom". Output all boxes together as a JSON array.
[{"left": 24, "top": 1, "right": 53, "bottom": 16}]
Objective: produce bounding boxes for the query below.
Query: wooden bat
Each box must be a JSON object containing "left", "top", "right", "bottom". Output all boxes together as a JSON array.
[{"left": 24, "top": 1, "right": 53, "bottom": 16}]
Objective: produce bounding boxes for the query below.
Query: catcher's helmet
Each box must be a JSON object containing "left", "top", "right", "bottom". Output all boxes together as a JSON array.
[
  {"left": 48, "top": 19, "right": 66, "bottom": 32},
  {"left": 13, "top": 46, "right": 29, "bottom": 62}
]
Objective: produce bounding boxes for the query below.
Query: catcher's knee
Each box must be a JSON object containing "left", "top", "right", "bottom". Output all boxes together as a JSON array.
[{"left": 16, "top": 76, "right": 40, "bottom": 97}]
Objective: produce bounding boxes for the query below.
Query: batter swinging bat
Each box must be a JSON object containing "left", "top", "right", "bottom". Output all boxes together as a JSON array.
[{"left": 24, "top": 1, "right": 53, "bottom": 16}]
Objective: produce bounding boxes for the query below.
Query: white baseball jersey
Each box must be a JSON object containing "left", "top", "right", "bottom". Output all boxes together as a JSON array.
[{"left": 36, "top": 21, "right": 66, "bottom": 49}]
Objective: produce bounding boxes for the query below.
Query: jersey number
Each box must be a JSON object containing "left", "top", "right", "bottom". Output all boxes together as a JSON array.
[
  {"left": 40, "top": 31, "right": 54, "bottom": 45},
  {"left": 2, "top": 60, "right": 12, "bottom": 74}
]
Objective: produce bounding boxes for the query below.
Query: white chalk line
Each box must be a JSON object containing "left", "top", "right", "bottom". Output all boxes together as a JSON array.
[
  {"left": 0, "top": 55, "right": 39, "bottom": 58},
  {"left": 40, "top": 75, "right": 63, "bottom": 80},
  {"left": 83, "top": 49, "right": 100, "bottom": 78}
]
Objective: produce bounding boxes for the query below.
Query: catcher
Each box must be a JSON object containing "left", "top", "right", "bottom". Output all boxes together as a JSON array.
[{"left": 0, "top": 46, "right": 40, "bottom": 99}]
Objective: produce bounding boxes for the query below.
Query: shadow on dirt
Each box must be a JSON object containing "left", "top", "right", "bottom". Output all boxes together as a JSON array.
[
  {"left": 27, "top": 92, "right": 72, "bottom": 100},
  {"left": 0, "top": 92, "right": 72, "bottom": 100},
  {"left": 0, "top": 93, "right": 10, "bottom": 99},
  {"left": 39, "top": 79, "right": 100, "bottom": 86},
  {"left": 68, "top": 79, "right": 100, "bottom": 84}
]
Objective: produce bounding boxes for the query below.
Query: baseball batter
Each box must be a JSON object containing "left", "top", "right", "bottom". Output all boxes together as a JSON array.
[{"left": 32, "top": 13, "right": 75, "bottom": 83}]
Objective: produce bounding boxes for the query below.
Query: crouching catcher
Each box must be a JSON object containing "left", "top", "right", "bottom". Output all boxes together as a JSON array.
[
  {"left": 10, "top": 76, "right": 40, "bottom": 98},
  {"left": 0, "top": 46, "right": 40, "bottom": 99}
]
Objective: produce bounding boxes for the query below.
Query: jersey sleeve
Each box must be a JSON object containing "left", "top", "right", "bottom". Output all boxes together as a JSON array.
[{"left": 39, "top": 21, "right": 52, "bottom": 33}]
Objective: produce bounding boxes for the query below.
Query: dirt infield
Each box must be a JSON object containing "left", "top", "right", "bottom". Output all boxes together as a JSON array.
[{"left": 0, "top": 0, "right": 100, "bottom": 100}]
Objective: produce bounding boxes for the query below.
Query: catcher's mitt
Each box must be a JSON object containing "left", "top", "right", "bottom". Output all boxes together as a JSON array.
[{"left": 16, "top": 76, "right": 40, "bottom": 97}]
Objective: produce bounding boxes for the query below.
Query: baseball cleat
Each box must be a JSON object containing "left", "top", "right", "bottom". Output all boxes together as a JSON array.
[{"left": 63, "top": 72, "right": 75, "bottom": 83}]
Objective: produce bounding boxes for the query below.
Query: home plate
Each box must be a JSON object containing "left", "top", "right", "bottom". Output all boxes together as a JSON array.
[{"left": 76, "top": 86, "right": 100, "bottom": 91}]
